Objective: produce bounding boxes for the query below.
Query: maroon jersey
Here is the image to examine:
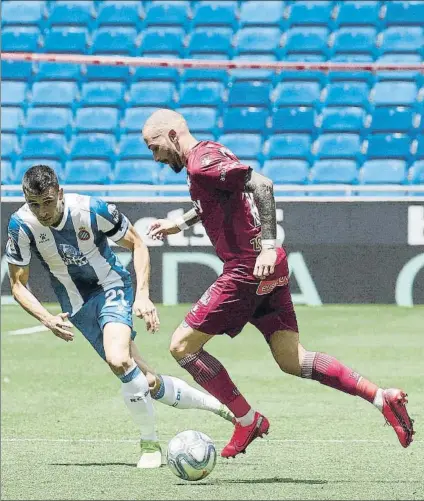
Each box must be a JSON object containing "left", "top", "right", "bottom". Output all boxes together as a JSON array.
[{"left": 186, "top": 141, "right": 263, "bottom": 270}]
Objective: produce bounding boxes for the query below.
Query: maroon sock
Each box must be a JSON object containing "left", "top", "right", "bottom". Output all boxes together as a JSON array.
[
  {"left": 178, "top": 350, "right": 251, "bottom": 417},
  {"left": 301, "top": 351, "right": 377, "bottom": 402}
]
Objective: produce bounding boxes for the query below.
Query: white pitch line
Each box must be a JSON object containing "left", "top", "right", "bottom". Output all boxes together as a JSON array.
[{"left": 5, "top": 325, "right": 49, "bottom": 336}]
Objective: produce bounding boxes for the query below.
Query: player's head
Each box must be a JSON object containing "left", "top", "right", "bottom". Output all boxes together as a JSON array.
[
  {"left": 22, "top": 165, "right": 64, "bottom": 227},
  {"left": 142, "top": 109, "right": 192, "bottom": 173}
]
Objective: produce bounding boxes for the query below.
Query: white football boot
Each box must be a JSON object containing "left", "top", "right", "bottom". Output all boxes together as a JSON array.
[{"left": 137, "top": 440, "right": 162, "bottom": 469}]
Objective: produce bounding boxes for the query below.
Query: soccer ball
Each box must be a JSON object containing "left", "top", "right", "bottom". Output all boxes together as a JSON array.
[{"left": 166, "top": 430, "right": 217, "bottom": 481}]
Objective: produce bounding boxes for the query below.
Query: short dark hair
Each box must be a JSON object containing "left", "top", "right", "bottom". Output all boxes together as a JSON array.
[{"left": 22, "top": 165, "right": 59, "bottom": 195}]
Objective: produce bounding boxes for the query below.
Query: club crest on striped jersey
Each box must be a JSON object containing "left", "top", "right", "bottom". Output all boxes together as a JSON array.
[
  {"left": 78, "top": 226, "right": 90, "bottom": 241},
  {"left": 58, "top": 244, "right": 88, "bottom": 266}
]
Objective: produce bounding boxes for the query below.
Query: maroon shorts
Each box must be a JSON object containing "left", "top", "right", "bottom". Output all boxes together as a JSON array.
[{"left": 184, "top": 252, "right": 298, "bottom": 343}]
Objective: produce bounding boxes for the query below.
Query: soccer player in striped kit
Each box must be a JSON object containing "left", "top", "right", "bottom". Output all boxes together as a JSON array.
[{"left": 6, "top": 164, "right": 234, "bottom": 468}]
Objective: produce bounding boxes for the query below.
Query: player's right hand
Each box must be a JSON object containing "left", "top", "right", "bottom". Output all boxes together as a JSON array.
[
  {"left": 44, "top": 312, "right": 74, "bottom": 342},
  {"left": 147, "top": 219, "right": 180, "bottom": 240}
]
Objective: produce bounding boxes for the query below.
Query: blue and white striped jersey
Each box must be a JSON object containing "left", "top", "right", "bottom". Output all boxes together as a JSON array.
[{"left": 6, "top": 193, "right": 132, "bottom": 316}]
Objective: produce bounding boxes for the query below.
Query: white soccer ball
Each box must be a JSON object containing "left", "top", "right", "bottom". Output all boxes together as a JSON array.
[{"left": 166, "top": 430, "right": 217, "bottom": 481}]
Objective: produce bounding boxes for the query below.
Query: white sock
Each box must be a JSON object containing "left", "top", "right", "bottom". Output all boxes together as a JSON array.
[
  {"left": 153, "top": 374, "right": 223, "bottom": 414},
  {"left": 121, "top": 363, "right": 157, "bottom": 441},
  {"left": 237, "top": 408, "right": 255, "bottom": 427},
  {"left": 373, "top": 388, "right": 384, "bottom": 412}
]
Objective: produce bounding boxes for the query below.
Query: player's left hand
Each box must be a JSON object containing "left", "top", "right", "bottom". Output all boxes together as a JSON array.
[
  {"left": 133, "top": 295, "right": 160, "bottom": 333},
  {"left": 254, "top": 249, "right": 278, "bottom": 280}
]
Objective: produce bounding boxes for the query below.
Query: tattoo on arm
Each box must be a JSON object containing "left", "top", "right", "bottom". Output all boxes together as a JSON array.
[
  {"left": 244, "top": 170, "right": 277, "bottom": 240},
  {"left": 183, "top": 207, "right": 201, "bottom": 228}
]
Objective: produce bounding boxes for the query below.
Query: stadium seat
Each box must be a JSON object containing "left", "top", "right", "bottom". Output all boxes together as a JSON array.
[
  {"left": 310, "top": 160, "right": 358, "bottom": 184},
  {"left": 265, "top": 134, "right": 312, "bottom": 160},
  {"left": 179, "top": 82, "right": 224, "bottom": 107},
  {"left": 1, "top": 82, "right": 27, "bottom": 106},
  {"left": 1, "top": 134, "right": 19, "bottom": 160},
  {"left": 385, "top": 1, "right": 424, "bottom": 25},
  {"left": 239, "top": 1, "right": 285, "bottom": 26},
  {"left": 313, "top": 134, "right": 362, "bottom": 159},
  {"left": 144, "top": 1, "right": 190, "bottom": 28},
  {"left": 113, "top": 160, "right": 159, "bottom": 184},
  {"left": 63, "top": 160, "right": 111, "bottom": 185},
  {"left": 131, "top": 56, "right": 179, "bottom": 82},
  {"left": 271, "top": 107, "right": 316, "bottom": 133},
  {"left": 2, "top": 1, "right": 46, "bottom": 26},
  {"left": 14, "top": 160, "right": 64, "bottom": 184},
  {"left": 228, "top": 81, "right": 272, "bottom": 107},
  {"left": 287, "top": 1, "right": 334, "bottom": 25},
  {"left": 43, "top": 27, "right": 88, "bottom": 54},
  {"left": 223, "top": 108, "right": 269, "bottom": 133},
  {"left": 1, "top": 161, "right": 14, "bottom": 185},
  {"left": 25, "top": 108, "right": 72, "bottom": 136},
  {"left": 414, "top": 134, "right": 424, "bottom": 159},
  {"left": 324, "top": 82, "right": 370, "bottom": 107},
  {"left": 1, "top": 27, "right": 40, "bottom": 52},
  {"left": 75, "top": 108, "right": 119, "bottom": 134},
  {"left": 1, "top": 60, "right": 33, "bottom": 81},
  {"left": 84, "top": 65, "right": 130, "bottom": 82},
  {"left": 21, "top": 134, "right": 67, "bottom": 160},
  {"left": 48, "top": 1, "right": 96, "bottom": 27},
  {"left": 370, "top": 107, "right": 415, "bottom": 133},
  {"left": 128, "top": 82, "right": 176, "bottom": 107},
  {"left": 334, "top": 1, "right": 381, "bottom": 26},
  {"left": 366, "top": 134, "right": 411, "bottom": 159},
  {"left": 262, "top": 159, "right": 309, "bottom": 183},
  {"left": 192, "top": 1, "right": 238, "bottom": 28},
  {"left": 1, "top": 107, "right": 24, "bottom": 133},
  {"left": 371, "top": 82, "right": 418, "bottom": 106},
  {"left": 140, "top": 28, "right": 185, "bottom": 56},
  {"left": 379, "top": 27, "right": 424, "bottom": 55},
  {"left": 34, "top": 62, "right": 81, "bottom": 81},
  {"left": 273, "top": 81, "right": 321, "bottom": 107},
  {"left": 282, "top": 28, "right": 329, "bottom": 58},
  {"left": 229, "top": 54, "right": 276, "bottom": 83},
  {"left": 187, "top": 28, "right": 233, "bottom": 57},
  {"left": 408, "top": 161, "right": 424, "bottom": 184},
  {"left": 158, "top": 168, "right": 190, "bottom": 196},
  {"left": 122, "top": 107, "right": 160, "bottom": 133},
  {"left": 236, "top": 27, "right": 281, "bottom": 55},
  {"left": 81, "top": 82, "right": 125, "bottom": 107},
  {"left": 320, "top": 107, "right": 366, "bottom": 132},
  {"left": 91, "top": 27, "right": 138, "bottom": 55},
  {"left": 360, "top": 160, "right": 407, "bottom": 184},
  {"left": 177, "top": 107, "right": 218, "bottom": 133},
  {"left": 118, "top": 134, "right": 152, "bottom": 160},
  {"left": 218, "top": 134, "right": 263, "bottom": 159},
  {"left": 97, "top": 1, "right": 143, "bottom": 27},
  {"left": 70, "top": 134, "right": 117, "bottom": 161},
  {"left": 331, "top": 28, "right": 377, "bottom": 57},
  {"left": 31, "top": 82, "right": 79, "bottom": 108},
  {"left": 194, "top": 132, "right": 216, "bottom": 142}
]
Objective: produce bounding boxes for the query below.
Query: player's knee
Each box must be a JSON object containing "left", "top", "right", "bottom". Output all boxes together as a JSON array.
[
  {"left": 169, "top": 337, "right": 189, "bottom": 360},
  {"left": 106, "top": 354, "right": 132, "bottom": 375}
]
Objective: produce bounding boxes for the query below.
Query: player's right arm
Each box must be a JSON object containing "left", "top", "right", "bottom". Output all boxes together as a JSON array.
[{"left": 147, "top": 205, "right": 200, "bottom": 240}]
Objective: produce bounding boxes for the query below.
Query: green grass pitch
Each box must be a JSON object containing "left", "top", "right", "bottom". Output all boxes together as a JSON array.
[{"left": 1, "top": 304, "right": 423, "bottom": 500}]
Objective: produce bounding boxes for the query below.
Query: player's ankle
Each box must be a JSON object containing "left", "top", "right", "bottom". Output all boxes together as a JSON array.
[{"left": 236, "top": 408, "right": 256, "bottom": 427}]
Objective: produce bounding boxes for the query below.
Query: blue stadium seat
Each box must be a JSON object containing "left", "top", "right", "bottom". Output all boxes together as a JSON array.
[
  {"left": 320, "top": 107, "right": 366, "bottom": 132},
  {"left": 379, "top": 27, "right": 424, "bottom": 55},
  {"left": 81, "top": 82, "right": 125, "bottom": 107},
  {"left": 128, "top": 82, "right": 175, "bottom": 107},
  {"left": 158, "top": 168, "right": 190, "bottom": 197},
  {"left": 14, "top": 160, "right": 64, "bottom": 184},
  {"left": 21, "top": 134, "right": 67, "bottom": 160},
  {"left": 194, "top": 132, "right": 216, "bottom": 142},
  {"left": 1, "top": 134, "right": 19, "bottom": 160},
  {"left": 192, "top": 1, "right": 238, "bottom": 28},
  {"left": 236, "top": 27, "right": 281, "bottom": 55},
  {"left": 1, "top": 160, "right": 14, "bottom": 185},
  {"left": 324, "top": 82, "right": 370, "bottom": 107},
  {"left": 230, "top": 54, "right": 276, "bottom": 83},
  {"left": 239, "top": 1, "right": 285, "bottom": 26},
  {"left": 218, "top": 134, "right": 263, "bottom": 159},
  {"left": 92, "top": 27, "right": 138, "bottom": 55},
  {"left": 1, "top": 60, "right": 33, "bottom": 81},
  {"left": 414, "top": 134, "right": 424, "bottom": 159},
  {"left": 84, "top": 65, "right": 130, "bottom": 82},
  {"left": 34, "top": 62, "right": 81, "bottom": 81},
  {"left": 273, "top": 81, "right": 321, "bottom": 107},
  {"left": 314, "top": 134, "right": 362, "bottom": 159},
  {"left": 188, "top": 28, "right": 233, "bottom": 57},
  {"left": 385, "top": 1, "right": 424, "bottom": 25},
  {"left": 310, "top": 160, "right": 358, "bottom": 183},
  {"left": 119, "top": 134, "right": 152, "bottom": 160},
  {"left": 1, "top": 82, "right": 27, "bottom": 106},
  {"left": 375, "top": 54, "right": 422, "bottom": 82},
  {"left": 31, "top": 82, "right": 79, "bottom": 108},
  {"left": 141, "top": 28, "right": 185, "bottom": 56},
  {"left": 122, "top": 107, "right": 160, "bottom": 133},
  {"left": 179, "top": 82, "right": 224, "bottom": 107},
  {"left": 1, "top": 107, "right": 24, "bottom": 133},
  {"left": 113, "top": 160, "right": 159, "bottom": 184},
  {"left": 25, "top": 108, "right": 72, "bottom": 135},
  {"left": 63, "top": 160, "right": 111, "bottom": 185},
  {"left": 262, "top": 159, "right": 309, "bottom": 183},
  {"left": 48, "top": 1, "right": 96, "bottom": 27},
  {"left": 228, "top": 81, "right": 272, "bottom": 107},
  {"left": 272, "top": 107, "right": 316, "bottom": 133},
  {"left": 2, "top": 1, "right": 46, "bottom": 26},
  {"left": 370, "top": 107, "right": 415, "bottom": 133},
  {"left": 223, "top": 108, "right": 268, "bottom": 133},
  {"left": 360, "top": 160, "right": 407, "bottom": 184},
  {"left": 70, "top": 134, "right": 117, "bottom": 161},
  {"left": 366, "top": 134, "right": 411, "bottom": 159},
  {"left": 1, "top": 27, "right": 40, "bottom": 52},
  {"left": 331, "top": 28, "right": 377, "bottom": 57},
  {"left": 131, "top": 57, "right": 179, "bottom": 82},
  {"left": 177, "top": 107, "right": 218, "bottom": 133},
  {"left": 408, "top": 161, "right": 424, "bottom": 184},
  {"left": 144, "top": 1, "right": 190, "bottom": 27},
  {"left": 283, "top": 28, "right": 329, "bottom": 58},
  {"left": 335, "top": 1, "right": 381, "bottom": 26},
  {"left": 265, "top": 134, "right": 312, "bottom": 160},
  {"left": 372, "top": 82, "right": 418, "bottom": 106},
  {"left": 97, "top": 1, "right": 143, "bottom": 27},
  {"left": 43, "top": 27, "right": 88, "bottom": 54},
  {"left": 288, "top": 1, "right": 334, "bottom": 25},
  {"left": 75, "top": 108, "right": 119, "bottom": 134}
]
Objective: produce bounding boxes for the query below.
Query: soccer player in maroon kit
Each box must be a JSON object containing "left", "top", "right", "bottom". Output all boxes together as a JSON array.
[{"left": 143, "top": 109, "right": 415, "bottom": 458}]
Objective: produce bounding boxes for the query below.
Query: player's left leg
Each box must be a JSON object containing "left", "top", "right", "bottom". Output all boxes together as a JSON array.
[{"left": 130, "top": 340, "right": 234, "bottom": 423}]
